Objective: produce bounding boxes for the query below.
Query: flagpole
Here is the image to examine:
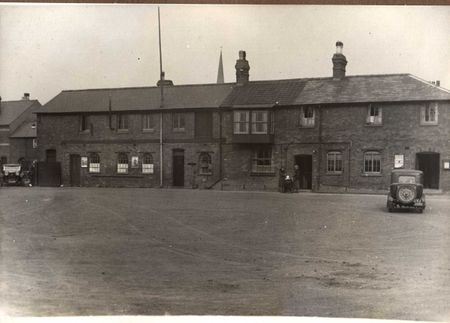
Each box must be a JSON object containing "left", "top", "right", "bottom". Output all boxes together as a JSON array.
[{"left": 158, "top": 6, "right": 164, "bottom": 188}]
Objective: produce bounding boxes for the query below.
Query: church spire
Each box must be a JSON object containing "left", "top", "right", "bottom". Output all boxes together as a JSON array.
[{"left": 217, "top": 48, "right": 224, "bottom": 84}]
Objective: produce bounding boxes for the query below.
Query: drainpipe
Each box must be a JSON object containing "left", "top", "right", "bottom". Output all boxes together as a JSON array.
[
  {"left": 219, "top": 109, "right": 223, "bottom": 181},
  {"left": 317, "top": 105, "right": 323, "bottom": 192}
]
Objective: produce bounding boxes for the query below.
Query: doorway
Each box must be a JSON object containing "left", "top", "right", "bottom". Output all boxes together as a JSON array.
[
  {"left": 173, "top": 149, "right": 185, "bottom": 187},
  {"left": 416, "top": 152, "right": 440, "bottom": 189},
  {"left": 46, "top": 149, "right": 56, "bottom": 162},
  {"left": 69, "top": 154, "right": 81, "bottom": 187},
  {"left": 294, "top": 154, "right": 313, "bottom": 190}
]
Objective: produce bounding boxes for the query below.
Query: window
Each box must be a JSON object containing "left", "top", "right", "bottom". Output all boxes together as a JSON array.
[
  {"left": 199, "top": 152, "right": 212, "bottom": 175},
  {"left": 233, "top": 111, "right": 249, "bottom": 134},
  {"left": 89, "top": 153, "right": 100, "bottom": 173},
  {"left": 143, "top": 114, "right": 155, "bottom": 131},
  {"left": 117, "top": 153, "right": 129, "bottom": 174},
  {"left": 173, "top": 113, "right": 186, "bottom": 131},
  {"left": 80, "top": 115, "right": 90, "bottom": 132},
  {"left": 300, "top": 106, "right": 315, "bottom": 127},
  {"left": 366, "top": 105, "right": 382, "bottom": 125},
  {"left": 251, "top": 111, "right": 268, "bottom": 134},
  {"left": 364, "top": 151, "right": 381, "bottom": 174},
  {"left": 421, "top": 102, "right": 438, "bottom": 125},
  {"left": 32, "top": 139, "right": 38, "bottom": 149},
  {"left": 117, "top": 115, "right": 129, "bottom": 132},
  {"left": 142, "top": 153, "right": 154, "bottom": 174},
  {"left": 252, "top": 147, "right": 273, "bottom": 173},
  {"left": 327, "top": 152, "right": 343, "bottom": 173}
]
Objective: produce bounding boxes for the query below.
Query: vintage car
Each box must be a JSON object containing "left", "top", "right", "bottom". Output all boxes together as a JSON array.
[
  {"left": 387, "top": 169, "right": 426, "bottom": 213},
  {"left": 1, "top": 163, "right": 31, "bottom": 186}
]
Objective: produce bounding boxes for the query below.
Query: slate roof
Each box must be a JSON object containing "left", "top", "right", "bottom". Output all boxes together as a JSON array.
[
  {"left": 9, "top": 121, "right": 36, "bottom": 138},
  {"left": 0, "top": 100, "right": 38, "bottom": 125},
  {"left": 38, "top": 83, "right": 234, "bottom": 114},
  {"left": 37, "top": 74, "right": 450, "bottom": 114},
  {"left": 294, "top": 74, "right": 450, "bottom": 105},
  {"left": 221, "top": 79, "right": 307, "bottom": 108},
  {"left": 222, "top": 74, "right": 450, "bottom": 108}
]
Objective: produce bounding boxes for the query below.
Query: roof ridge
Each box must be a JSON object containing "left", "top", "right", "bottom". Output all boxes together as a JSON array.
[
  {"left": 61, "top": 82, "right": 235, "bottom": 93},
  {"left": 0, "top": 99, "right": 39, "bottom": 104}
]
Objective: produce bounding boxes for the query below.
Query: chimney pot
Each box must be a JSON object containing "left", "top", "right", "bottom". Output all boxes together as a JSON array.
[
  {"left": 436, "top": 80, "right": 440, "bottom": 87},
  {"left": 23, "top": 93, "right": 30, "bottom": 100}
]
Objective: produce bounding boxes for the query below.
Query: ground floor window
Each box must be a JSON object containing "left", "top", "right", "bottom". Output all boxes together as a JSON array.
[
  {"left": 364, "top": 151, "right": 381, "bottom": 174},
  {"left": 89, "top": 153, "right": 100, "bottom": 173},
  {"left": 117, "top": 153, "right": 129, "bottom": 174},
  {"left": 142, "top": 153, "right": 154, "bottom": 174},
  {"left": 327, "top": 151, "right": 343, "bottom": 173},
  {"left": 199, "top": 152, "right": 212, "bottom": 175},
  {"left": 252, "top": 147, "right": 273, "bottom": 174}
]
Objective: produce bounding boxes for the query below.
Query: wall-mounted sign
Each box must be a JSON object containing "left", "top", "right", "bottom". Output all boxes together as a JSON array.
[
  {"left": 444, "top": 161, "right": 450, "bottom": 170},
  {"left": 81, "top": 157, "right": 88, "bottom": 168},
  {"left": 131, "top": 156, "right": 139, "bottom": 168},
  {"left": 394, "top": 154, "right": 404, "bottom": 169}
]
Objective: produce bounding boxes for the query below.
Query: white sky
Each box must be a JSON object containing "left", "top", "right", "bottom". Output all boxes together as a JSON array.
[{"left": 0, "top": 4, "right": 449, "bottom": 104}]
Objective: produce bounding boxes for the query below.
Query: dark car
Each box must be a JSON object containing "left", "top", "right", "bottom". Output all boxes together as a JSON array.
[{"left": 387, "top": 169, "right": 426, "bottom": 213}]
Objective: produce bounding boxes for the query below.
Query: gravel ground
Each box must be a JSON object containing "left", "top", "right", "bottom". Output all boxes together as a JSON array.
[{"left": 0, "top": 187, "right": 449, "bottom": 321}]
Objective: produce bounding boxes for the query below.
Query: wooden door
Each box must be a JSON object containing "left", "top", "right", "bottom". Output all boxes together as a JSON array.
[
  {"left": 417, "top": 153, "right": 440, "bottom": 189},
  {"left": 69, "top": 154, "right": 81, "bottom": 187},
  {"left": 173, "top": 150, "right": 185, "bottom": 187}
]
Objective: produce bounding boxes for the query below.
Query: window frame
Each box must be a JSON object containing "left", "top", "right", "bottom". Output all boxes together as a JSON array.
[
  {"left": 326, "top": 151, "right": 343, "bottom": 174},
  {"left": 142, "top": 114, "right": 156, "bottom": 132},
  {"left": 173, "top": 112, "right": 186, "bottom": 132},
  {"left": 88, "top": 153, "right": 101, "bottom": 174},
  {"left": 366, "top": 104, "right": 383, "bottom": 125},
  {"left": 233, "top": 111, "right": 250, "bottom": 134},
  {"left": 251, "top": 110, "right": 269, "bottom": 134},
  {"left": 364, "top": 151, "right": 382, "bottom": 174},
  {"left": 80, "top": 115, "right": 90, "bottom": 133},
  {"left": 117, "top": 114, "right": 129, "bottom": 132},
  {"left": 142, "top": 153, "right": 154, "bottom": 174},
  {"left": 251, "top": 147, "right": 274, "bottom": 174},
  {"left": 117, "top": 153, "right": 129, "bottom": 174},
  {"left": 300, "top": 106, "right": 315, "bottom": 128},
  {"left": 420, "top": 102, "right": 439, "bottom": 125},
  {"left": 198, "top": 152, "right": 213, "bottom": 176}
]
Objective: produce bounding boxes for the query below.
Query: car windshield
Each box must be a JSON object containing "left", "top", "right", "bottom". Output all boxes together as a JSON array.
[{"left": 398, "top": 175, "right": 416, "bottom": 184}]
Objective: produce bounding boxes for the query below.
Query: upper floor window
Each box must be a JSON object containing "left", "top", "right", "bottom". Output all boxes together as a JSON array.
[
  {"left": 300, "top": 106, "right": 315, "bottom": 127},
  {"left": 366, "top": 105, "right": 382, "bottom": 125},
  {"left": 199, "top": 152, "right": 212, "bottom": 175},
  {"left": 251, "top": 111, "right": 269, "bottom": 134},
  {"left": 142, "top": 153, "right": 154, "bottom": 174},
  {"left": 117, "top": 153, "right": 129, "bottom": 174},
  {"left": 252, "top": 147, "right": 273, "bottom": 174},
  {"left": 89, "top": 153, "right": 100, "bottom": 173},
  {"left": 117, "top": 114, "right": 129, "bottom": 132},
  {"left": 327, "top": 151, "right": 343, "bottom": 173},
  {"left": 233, "top": 111, "right": 249, "bottom": 134},
  {"left": 421, "top": 102, "right": 438, "bottom": 125},
  {"left": 173, "top": 113, "right": 186, "bottom": 132},
  {"left": 364, "top": 151, "right": 381, "bottom": 174},
  {"left": 80, "top": 115, "right": 90, "bottom": 132},
  {"left": 142, "top": 114, "right": 156, "bottom": 131}
]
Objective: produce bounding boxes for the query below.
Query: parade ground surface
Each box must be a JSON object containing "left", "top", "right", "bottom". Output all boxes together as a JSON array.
[{"left": 0, "top": 188, "right": 449, "bottom": 321}]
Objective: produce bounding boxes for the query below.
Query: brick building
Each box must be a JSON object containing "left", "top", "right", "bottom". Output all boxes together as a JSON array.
[
  {"left": 36, "top": 43, "right": 450, "bottom": 191},
  {"left": 0, "top": 94, "right": 41, "bottom": 168}
]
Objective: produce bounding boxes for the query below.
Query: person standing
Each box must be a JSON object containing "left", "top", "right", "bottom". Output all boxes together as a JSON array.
[{"left": 279, "top": 167, "right": 286, "bottom": 192}]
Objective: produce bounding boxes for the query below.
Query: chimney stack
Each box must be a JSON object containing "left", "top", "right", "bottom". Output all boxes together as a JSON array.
[
  {"left": 235, "top": 50, "right": 250, "bottom": 85},
  {"left": 22, "top": 93, "right": 30, "bottom": 100},
  {"left": 436, "top": 80, "right": 440, "bottom": 87},
  {"left": 332, "top": 41, "right": 347, "bottom": 80}
]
